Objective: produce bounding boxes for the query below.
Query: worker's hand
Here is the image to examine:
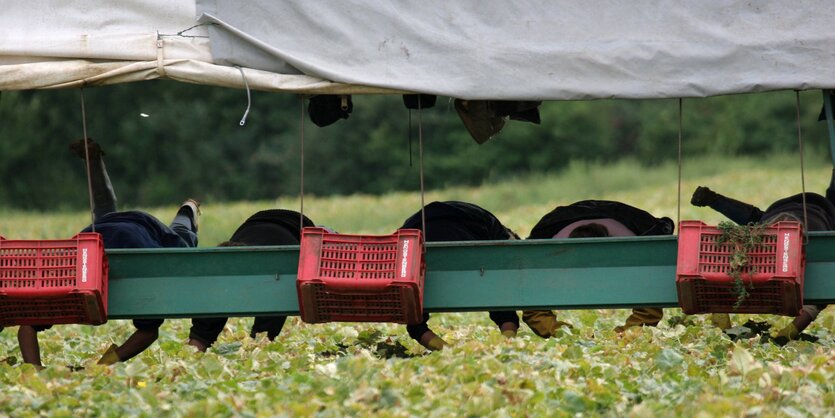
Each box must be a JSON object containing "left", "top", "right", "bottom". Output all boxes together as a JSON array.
[
  {"left": 775, "top": 323, "right": 799, "bottom": 340},
  {"left": 709, "top": 313, "right": 733, "bottom": 330}
]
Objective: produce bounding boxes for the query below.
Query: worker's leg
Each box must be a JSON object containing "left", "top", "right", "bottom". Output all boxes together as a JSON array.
[
  {"left": 188, "top": 317, "right": 228, "bottom": 352},
  {"left": 488, "top": 311, "right": 520, "bottom": 337},
  {"left": 775, "top": 304, "right": 827, "bottom": 340},
  {"left": 18, "top": 325, "right": 42, "bottom": 368},
  {"left": 170, "top": 199, "right": 200, "bottom": 247},
  {"left": 69, "top": 139, "right": 117, "bottom": 220},
  {"left": 691, "top": 186, "right": 764, "bottom": 225},
  {"left": 616, "top": 308, "right": 664, "bottom": 332},
  {"left": 99, "top": 319, "right": 163, "bottom": 364},
  {"left": 406, "top": 313, "right": 446, "bottom": 351},
  {"left": 522, "top": 310, "right": 572, "bottom": 338},
  {"left": 251, "top": 316, "right": 288, "bottom": 341}
]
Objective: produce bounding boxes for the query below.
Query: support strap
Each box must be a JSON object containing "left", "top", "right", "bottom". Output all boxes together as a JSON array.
[
  {"left": 796, "top": 91, "right": 808, "bottom": 243},
  {"left": 79, "top": 88, "right": 96, "bottom": 232},
  {"left": 676, "top": 98, "right": 683, "bottom": 232},
  {"left": 155, "top": 36, "right": 166, "bottom": 78},
  {"left": 418, "top": 96, "right": 427, "bottom": 249},
  {"left": 299, "top": 96, "right": 305, "bottom": 231}
]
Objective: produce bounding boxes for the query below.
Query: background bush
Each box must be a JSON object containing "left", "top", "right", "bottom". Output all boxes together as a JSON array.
[{"left": 0, "top": 85, "right": 829, "bottom": 210}]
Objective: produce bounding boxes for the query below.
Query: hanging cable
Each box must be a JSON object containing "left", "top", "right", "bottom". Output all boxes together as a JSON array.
[
  {"left": 795, "top": 91, "right": 808, "bottom": 243},
  {"left": 408, "top": 109, "right": 413, "bottom": 167},
  {"left": 676, "top": 98, "right": 683, "bottom": 232},
  {"left": 236, "top": 66, "right": 251, "bottom": 126},
  {"left": 79, "top": 88, "right": 96, "bottom": 232},
  {"left": 823, "top": 90, "right": 835, "bottom": 167},
  {"left": 418, "top": 96, "right": 427, "bottom": 250},
  {"left": 299, "top": 96, "right": 306, "bottom": 231}
]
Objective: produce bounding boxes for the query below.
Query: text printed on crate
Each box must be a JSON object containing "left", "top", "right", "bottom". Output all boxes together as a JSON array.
[
  {"left": 782, "top": 232, "right": 790, "bottom": 273},
  {"left": 81, "top": 248, "right": 88, "bottom": 282},
  {"left": 400, "top": 240, "right": 410, "bottom": 278}
]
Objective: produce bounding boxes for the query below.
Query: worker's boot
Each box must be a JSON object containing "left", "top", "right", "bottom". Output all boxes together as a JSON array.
[
  {"left": 177, "top": 199, "right": 201, "bottom": 233},
  {"left": 522, "top": 310, "right": 571, "bottom": 338},
  {"left": 615, "top": 308, "right": 663, "bottom": 332},
  {"left": 690, "top": 186, "right": 718, "bottom": 207},
  {"left": 500, "top": 321, "right": 518, "bottom": 338}
]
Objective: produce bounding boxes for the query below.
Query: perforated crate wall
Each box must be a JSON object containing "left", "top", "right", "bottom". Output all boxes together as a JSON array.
[
  {"left": 676, "top": 220, "right": 803, "bottom": 316},
  {"left": 0, "top": 233, "right": 108, "bottom": 326},
  {"left": 297, "top": 227, "right": 424, "bottom": 324}
]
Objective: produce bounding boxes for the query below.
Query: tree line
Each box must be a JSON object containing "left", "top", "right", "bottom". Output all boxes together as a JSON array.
[{"left": 0, "top": 82, "right": 829, "bottom": 210}]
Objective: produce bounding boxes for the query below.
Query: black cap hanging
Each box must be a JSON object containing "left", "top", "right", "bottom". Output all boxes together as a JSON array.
[
  {"left": 308, "top": 95, "right": 353, "bottom": 127},
  {"left": 403, "top": 94, "right": 437, "bottom": 109}
]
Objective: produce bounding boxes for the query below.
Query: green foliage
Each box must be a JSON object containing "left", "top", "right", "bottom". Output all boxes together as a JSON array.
[
  {"left": 0, "top": 312, "right": 832, "bottom": 416},
  {"left": 0, "top": 85, "right": 830, "bottom": 210}
]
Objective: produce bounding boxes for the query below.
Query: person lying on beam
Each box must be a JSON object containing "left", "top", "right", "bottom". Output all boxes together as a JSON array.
[
  {"left": 17, "top": 139, "right": 201, "bottom": 368},
  {"left": 187, "top": 209, "right": 315, "bottom": 352},
  {"left": 400, "top": 201, "right": 522, "bottom": 351},
  {"left": 691, "top": 183, "right": 834, "bottom": 344},
  {"left": 525, "top": 200, "right": 675, "bottom": 336}
]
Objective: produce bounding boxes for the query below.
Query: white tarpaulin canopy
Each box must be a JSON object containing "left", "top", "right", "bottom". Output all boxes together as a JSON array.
[{"left": 1, "top": 0, "right": 833, "bottom": 99}]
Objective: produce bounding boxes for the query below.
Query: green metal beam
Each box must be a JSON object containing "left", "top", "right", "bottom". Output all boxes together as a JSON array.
[{"left": 105, "top": 233, "right": 835, "bottom": 319}]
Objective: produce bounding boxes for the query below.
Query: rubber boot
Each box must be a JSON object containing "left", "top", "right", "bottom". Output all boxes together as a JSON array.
[
  {"left": 691, "top": 186, "right": 764, "bottom": 225},
  {"left": 615, "top": 308, "right": 663, "bottom": 332},
  {"left": 500, "top": 321, "right": 518, "bottom": 338},
  {"left": 97, "top": 344, "right": 121, "bottom": 365},
  {"left": 187, "top": 338, "right": 208, "bottom": 353},
  {"left": 522, "top": 310, "right": 571, "bottom": 338}
]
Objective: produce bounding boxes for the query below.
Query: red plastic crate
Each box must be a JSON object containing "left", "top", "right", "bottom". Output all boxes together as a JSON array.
[
  {"left": 297, "top": 227, "right": 424, "bottom": 324},
  {"left": 0, "top": 233, "right": 108, "bottom": 326},
  {"left": 676, "top": 220, "right": 804, "bottom": 316}
]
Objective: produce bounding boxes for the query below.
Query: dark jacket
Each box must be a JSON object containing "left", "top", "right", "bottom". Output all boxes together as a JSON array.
[
  {"left": 230, "top": 209, "right": 315, "bottom": 245},
  {"left": 762, "top": 193, "right": 835, "bottom": 232},
  {"left": 82, "top": 210, "right": 189, "bottom": 249},
  {"left": 401, "top": 201, "right": 512, "bottom": 242},
  {"left": 528, "top": 200, "right": 674, "bottom": 239}
]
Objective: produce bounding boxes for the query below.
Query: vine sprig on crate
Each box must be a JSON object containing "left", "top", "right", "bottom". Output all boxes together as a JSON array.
[{"left": 715, "top": 221, "right": 768, "bottom": 309}]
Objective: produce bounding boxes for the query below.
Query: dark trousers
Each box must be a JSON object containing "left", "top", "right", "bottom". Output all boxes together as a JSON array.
[
  {"left": 406, "top": 311, "right": 519, "bottom": 340},
  {"left": 189, "top": 316, "right": 288, "bottom": 347}
]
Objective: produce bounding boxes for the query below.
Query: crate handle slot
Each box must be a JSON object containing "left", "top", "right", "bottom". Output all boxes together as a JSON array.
[{"left": 323, "top": 278, "right": 396, "bottom": 292}]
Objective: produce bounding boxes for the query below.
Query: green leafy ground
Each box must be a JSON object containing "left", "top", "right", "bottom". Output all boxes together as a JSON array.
[{"left": 1, "top": 155, "right": 833, "bottom": 417}]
